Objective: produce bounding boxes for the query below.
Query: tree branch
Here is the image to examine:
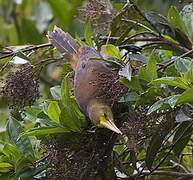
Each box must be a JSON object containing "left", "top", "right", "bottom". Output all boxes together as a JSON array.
[
  {"left": 0, "top": 43, "right": 52, "bottom": 60},
  {"left": 158, "top": 49, "right": 193, "bottom": 71},
  {"left": 135, "top": 170, "right": 193, "bottom": 178}
]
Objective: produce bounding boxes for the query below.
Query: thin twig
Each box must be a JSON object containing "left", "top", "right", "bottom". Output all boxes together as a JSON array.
[
  {"left": 0, "top": 43, "right": 52, "bottom": 61},
  {"left": 158, "top": 49, "right": 193, "bottom": 71},
  {"left": 128, "top": 0, "right": 161, "bottom": 35},
  {"left": 122, "top": 31, "right": 157, "bottom": 44},
  {"left": 134, "top": 170, "right": 193, "bottom": 178},
  {"left": 35, "top": 153, "right": 50, "bottom": 164},
  {"left": 121, "top": 18, "right": 157, "bottom": 35}
]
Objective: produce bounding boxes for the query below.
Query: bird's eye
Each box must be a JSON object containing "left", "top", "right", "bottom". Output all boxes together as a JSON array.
[{"left": 104, "top": 113, "right": 108, "bottom": 119}]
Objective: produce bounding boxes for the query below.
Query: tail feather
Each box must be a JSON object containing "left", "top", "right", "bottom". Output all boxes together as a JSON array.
[{"left": 47, "top": 26, "right": 80, "bottom": 58}]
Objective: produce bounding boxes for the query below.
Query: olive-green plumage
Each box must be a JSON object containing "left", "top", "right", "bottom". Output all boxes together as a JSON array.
[{"left": 48, "top": 26, "right": 127, "bottom": 134}]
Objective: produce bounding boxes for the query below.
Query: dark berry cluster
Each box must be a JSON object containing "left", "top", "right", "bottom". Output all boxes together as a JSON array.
[
  {"left": 90, "top": 71, "right": 128, "bottom": 105},
  {"left": 1, "top": 64, "right": 40, "bottom": 109}
]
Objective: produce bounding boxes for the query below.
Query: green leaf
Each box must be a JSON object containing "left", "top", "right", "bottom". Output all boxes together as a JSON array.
[
  {"left": 61, "top": 76, "right": 71, "bottom": 107},
  {"left": 173, "top": 121, "right": 193, "bottom": 157},
  {"left": 101, "top": 44, "right": 121, "bottom": 59},
  {"left": 147, "top": 95, "right": 180, "bottom": 114},
  {"left": 24, "top": 106, "right": 42, "bottom": 122},
  {"left": 150, "top": 77, "right": 189, "bottom": 89},
  {"left": 84, "top": 19, "right": 93, "bottom": 47},
  {"left": 71, "top": 102, "right": 87, "bottom": 127},
  {"left": 0, "top": 163, "right": 13, "bottom": 173},
  {"left": 183, "top": 65, "right": 193, "bottom": 84},
  {"left": 37, "top": 112, "right": 64, "bottom": 128},
  {"left": 145, "top": 11, "right": 175, "bottom": 37},
  {"left": 7, "top": 117, "right": 34, "bottom": 160},
  {"left": 119, "top": 76, "right": 143, "bottom": 92},
  {"left": 136, "top": 87, "right": 161, "bottom": 105},
  {"left": 20, "top": 126, "right": 69, "bottom": 137},
  {"left": 146, "top": 117, "right": 177, "bottom": 169},
  {"left": 147, "top": 54, "right": 158, "bottom": 80},
  {"left": 50, "top": 85, "right": 61, "bottom": 99},
  {"left": 2, "top": 143, "right": 21, "bottom": 162},
  {"left": 177, "top": 88, "right": 193, "bottom": 104},
  {"left": 180, "top": 3, "right": 193, "bottom": 42},
  {"left": 0, "top": 58, "right": 9, "bottom": 64},
  {"left": 59, "top": 107, "right": 81, "bottom": 132},
  {"left": 19, "top": 165, "right": 46, "bottom": 180},
  {"left": 167, "top": 6, "right": 187, "bottom": 35},
  {"left": 175, "top": 57, "right": 192, "bottom": 73},
  {"left": 119, "top": 92, "right": 139, "bottom": 102},
  {"left": 47, "top": 101, "right": 61, "bottom": 123}
]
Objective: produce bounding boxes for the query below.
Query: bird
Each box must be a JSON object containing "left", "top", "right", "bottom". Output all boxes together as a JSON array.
[{"left": 47, "top": 26, "right": 128, "bottom": 135}]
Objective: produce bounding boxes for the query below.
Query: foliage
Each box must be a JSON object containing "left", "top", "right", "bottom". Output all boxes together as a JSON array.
[{"left": 0, "top": 0, "right": 193, "bottom": 179}]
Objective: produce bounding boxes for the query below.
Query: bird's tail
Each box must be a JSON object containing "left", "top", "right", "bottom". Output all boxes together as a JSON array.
[{"left": 47, "top": 26, "right": 80, "bottom": 70}]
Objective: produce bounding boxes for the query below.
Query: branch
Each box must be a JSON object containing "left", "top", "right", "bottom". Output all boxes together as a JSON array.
[
  {"left": 128, "top": 0, "right": 161, "bottom": 35},
  {"left": 0, "top": 43, "right": 52, "bottom": 60},
  {"left": 158, "top": 49, "right": 193, "bottom": 71},
  {"left": 135, "top": 170, "right": 193, "bottom": 178},
  {"left": 121, "top": 18, "right": 157, "bottom": 35}
]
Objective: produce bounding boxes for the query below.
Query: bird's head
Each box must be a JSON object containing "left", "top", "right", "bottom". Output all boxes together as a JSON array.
[{"left": 87, "top": 102, "right": 122, "bottom": 135}]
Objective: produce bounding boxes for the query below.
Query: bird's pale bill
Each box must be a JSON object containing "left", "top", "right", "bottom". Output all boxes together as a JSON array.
[{"left": 99, "top": 117, "right": 123, "bottom": 135}]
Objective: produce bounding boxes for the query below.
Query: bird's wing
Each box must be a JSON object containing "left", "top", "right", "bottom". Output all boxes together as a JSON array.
[{"left": 47, "top": 26, "right": 80, "bottom": 70}]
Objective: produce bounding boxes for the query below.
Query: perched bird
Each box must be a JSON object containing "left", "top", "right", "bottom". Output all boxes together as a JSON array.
[{"left": 48, "top": 27, "right": 128, "bottom": 134}]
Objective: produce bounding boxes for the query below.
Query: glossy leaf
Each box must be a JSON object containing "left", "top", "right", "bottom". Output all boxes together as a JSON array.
[
  {"left": 173, "top": 121, "right": 193, "bottom": 157},
  {"left": 146, "top": 117, "right": 177, "bottom": 169},
  {"left": 37, "top": 112, "right": 64, "bottom": 128},
  {"left": 7, "top": 117, "right": 34, "bottom": 160},
  {"left": 0, "top": 163, "right": 13, "bottom": 173},
  {"left": 180, "top": 3, "right": 193, "bottom": 42},
  {"left": 147, "top": 95, "right": 180, "bottom": 114},
  {"left": 150, "top": 77, "right": 189, "bottom": 89},
  {"left": 118, "top": 63, "right": 132, "bottom": 81},
  {"left": 177, "top": 88, "right": 193, "bottom": 104},
  {"left": 50, "top": 86, "right": 61, "bottom": 99},
  {"left": 59, "top": 107, "right": 81, "bottom": 132},
  {"left": 101, "top": 44, "right": 121, "bottom": 59},
  {"left": 19, "top": 165, "right": 46, "bottom": 180},
  {"left": 47, "top": 101, "right": 61, "bottom": 123},
  {"left": 145, "top": 11, "right": 175, "bottom": 37},
  {"left": 61, "top": 76, "right": 71, "bottom": 107},
  {"left": 138, "top": 55, "right": 157, "bottom": 82},
  {"left": 119, "top": 76, "right": 144, "bottom": 92},
  {"left": 175, "top": 57, "right": 192, "bottom": 73},
  {"left": 167, "top": 6, "right": 186, "bottom": 33},
  {"left": 24, "top": 106, "right": 42, "bottom": 122},
  {"left": 119, "top": 92, "right": 139, "bottom": 102},
  {"left": 20, "top": 126, "right": 69, "bottom": 137},
  {"left": 147, "top": 54, "right": 158, "bottom": 80}
]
